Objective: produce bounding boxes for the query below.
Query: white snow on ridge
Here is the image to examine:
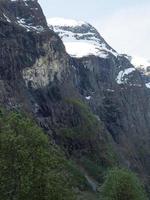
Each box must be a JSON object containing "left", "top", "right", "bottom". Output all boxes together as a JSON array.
[
  {"left": 47, "top": 18, "right": 86, "bottom": 27},
  {"left": 48, "top": 17, "right": 118, "bottom": 58},
  {"left": 16, "top": 17, "right": 44, "bottom": 33},
  {"left": 131, "top": 56, "right": 150, "bottom": 70},
  {"left": 64, "top": 42, "right": 109, "bottom": 58},
  {"left": 116, "top": 68, "right": 136, "bottom": 84}
]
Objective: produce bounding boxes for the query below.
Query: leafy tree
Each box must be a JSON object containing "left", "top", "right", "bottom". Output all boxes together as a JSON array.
[
  {"left": 0, "top": 110, "right": 75, "bottom": 200},
  {"left": 100, "top": 168, "right": 147, "bottom": 200}
]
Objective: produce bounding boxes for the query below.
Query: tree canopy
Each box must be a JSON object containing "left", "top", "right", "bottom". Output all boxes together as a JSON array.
[
  {"left": 0, "top": 110, "right": 75, "bottom": 200},
  {"left": 101, "top": 168, "right": 147, "bottom": 200}
]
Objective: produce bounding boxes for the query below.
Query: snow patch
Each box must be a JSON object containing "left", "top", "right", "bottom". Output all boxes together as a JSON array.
[
  {"left": 16, "top": 17, "right": 44, "bottom": 33},
  {"left": 116, "top": 68, "right": 136, "bottom": 84},
  {"left": 106, "top": 89, "right": 115, "bottom": 92},
  {"left": 3, "top": 14, "right": 11, "bottom": 23},
  {"left": 145, "top": 82, "right": 150, "bottom": 89},
  {"left": 85, "top": 96, "right": 91, "bottom": 100},
  {"left": 65, "top": 42, "right": 109, "bottom": 58}
]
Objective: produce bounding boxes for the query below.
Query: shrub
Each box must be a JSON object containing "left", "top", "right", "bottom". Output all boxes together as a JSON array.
[{"left": 100, "top": 168, "right": 147, "bottom": 200}]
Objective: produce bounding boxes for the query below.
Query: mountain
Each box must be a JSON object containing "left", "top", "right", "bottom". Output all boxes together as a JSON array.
[
  {"left": 48, "top": 18, "right": 146, "bottom": 86},
  {"left": 48, "top": 18, "right": 150, "bottom": 90},
  {"left": 48, "top": 17, "right": 150, "bottom": 194},
  {"left": 0, "top": 1, "right": 150, "bottom": 198}
]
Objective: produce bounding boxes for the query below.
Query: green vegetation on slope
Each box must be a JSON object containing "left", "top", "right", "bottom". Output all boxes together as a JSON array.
[
  {"left": 58, "top": 99, "right": 118, "bottom": 181},
  {"left": 0, "top": 110, "right": 75, "bottom": 200},
  {"left": 60, "top": 98, "right": 100, "bottom": 140},
  {"left": 100, "top": 168, "right": 148, "bottom": 200},
  {"left": 0, "top": 108, "right": 147, "bottom": 200}
]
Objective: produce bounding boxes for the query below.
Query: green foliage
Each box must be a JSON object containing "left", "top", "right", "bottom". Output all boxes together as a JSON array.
[
  {"left": 59, "top": 99, "right": 118, "bottom": 178},
  {"left": 67, "top": 160, "right": 90, "bottom": 190},
  {"left": 105, "top": 144, "right": 119, "bottom": 166},
  {"left": 0, "top": 110, "right": 75, "bottom": 200},
  {"left": 61, "top": 99, "right": 100, "bottom": 140},
  {"left": 80, "top": 158, "right": 106, "bottom": 183},
  {"left": 100, "top": 168, "right": 147, "bottom": 200}
]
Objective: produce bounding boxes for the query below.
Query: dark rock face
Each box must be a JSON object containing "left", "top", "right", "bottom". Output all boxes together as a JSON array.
[
  {"left": 0, "top": 0, "right": 150, "bottom": 193},
  {"left": 69, "top": 34, "right": 150, "bottom": 186},
  {"left": 0, "top": 0, "right": 69, "bottom": 105},
  {"left": 0, "top": 0, "right": 47, "bottom": 28},
  {"left": 75, "top": 55, "right": 150, "bottom": 181}
]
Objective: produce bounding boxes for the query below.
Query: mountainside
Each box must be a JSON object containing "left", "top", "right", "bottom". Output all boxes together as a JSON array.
[{"left": 0, "top": 1, "right": 150, "bottom": 198}]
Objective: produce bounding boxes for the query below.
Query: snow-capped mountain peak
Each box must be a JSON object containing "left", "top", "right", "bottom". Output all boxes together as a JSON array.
[{"left": 48, "top": 17, "right": 118, "bottom": 58}]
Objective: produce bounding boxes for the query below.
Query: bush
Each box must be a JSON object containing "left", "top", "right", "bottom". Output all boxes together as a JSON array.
[
  {"left": 0, "top": 110, "right": 75, "bottom": 200},
  {"left": 100, "top": 168, "right": 147, "bottom": 200}
]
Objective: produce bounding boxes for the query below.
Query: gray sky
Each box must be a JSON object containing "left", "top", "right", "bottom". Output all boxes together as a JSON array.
[{"left": 38, "top": 0, "right": 150, "bottom": 59}]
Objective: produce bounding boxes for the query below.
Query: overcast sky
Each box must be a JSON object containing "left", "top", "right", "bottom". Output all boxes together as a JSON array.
[{"left": 38, "top": 0, "right": 150, "bottom": 59}]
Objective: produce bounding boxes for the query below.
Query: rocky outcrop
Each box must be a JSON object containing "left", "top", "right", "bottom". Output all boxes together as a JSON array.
[{"left": 0, "top": 0, "right": 70, "bottom": 107}]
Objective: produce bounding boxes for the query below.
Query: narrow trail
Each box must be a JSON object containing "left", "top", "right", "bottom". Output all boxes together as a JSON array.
[
  {"left": 77, "top": 164, "right": 99, "bottom": 192},
  {"left": 84, "top": 174, "right": 98, "bottom": 192}
]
